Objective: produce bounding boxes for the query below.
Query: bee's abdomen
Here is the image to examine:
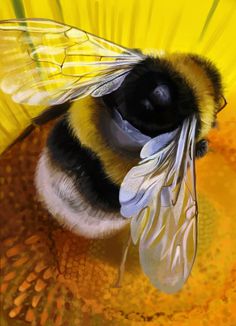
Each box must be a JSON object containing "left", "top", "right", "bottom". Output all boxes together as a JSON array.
[
  {"left": 35, "top": 149, "right": 127, "bottom": 238},
  {"left": 46, "top": 117, "right": 121, "bottom": 212},
  {"left": 35, "top": 117, "right": 129, "bottom": 238}
]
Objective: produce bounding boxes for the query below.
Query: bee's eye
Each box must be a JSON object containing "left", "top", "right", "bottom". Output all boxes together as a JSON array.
[{"left": 149, "top": 84, "right": 172, "bottom": 106}]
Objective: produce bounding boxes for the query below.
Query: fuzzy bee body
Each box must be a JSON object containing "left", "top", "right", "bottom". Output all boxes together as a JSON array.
[
  {"left": 0, "top": 18, "right": 225, "bottom": 293},
  {"left": 35, "top": 99, "right": 129, "bottom": 239},
  {"left": 35, "top": 54, "right": 222, "bottom": 239}
]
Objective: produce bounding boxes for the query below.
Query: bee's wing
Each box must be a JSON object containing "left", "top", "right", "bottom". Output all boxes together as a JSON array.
[
  {"left": 120, "top": 116, "right": 198, "bottom": 293},
  {"left": 0, "top": 18, "right": 144, "bottom": 106}
]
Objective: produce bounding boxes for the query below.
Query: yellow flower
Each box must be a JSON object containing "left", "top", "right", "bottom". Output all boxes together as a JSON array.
[{"left": 0, "top": 1, "right": 236, "bottom": 325}]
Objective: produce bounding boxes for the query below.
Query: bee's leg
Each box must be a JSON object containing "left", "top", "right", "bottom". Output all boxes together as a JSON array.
[
  {"left": 113, "top": 233, "right": 132, "bottom": 288},
  {"left": 196, "top": 139, "right": 209, "bottom": 158}
]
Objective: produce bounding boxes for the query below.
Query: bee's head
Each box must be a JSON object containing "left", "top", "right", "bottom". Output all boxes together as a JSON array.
[{"left": 103, "top": 55, "right": 224, "bottom": 139}]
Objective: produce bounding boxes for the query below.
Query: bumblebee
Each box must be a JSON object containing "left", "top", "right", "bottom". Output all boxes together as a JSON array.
[{"left": 0, "top": 18, "right": 225, "bottom": 293}]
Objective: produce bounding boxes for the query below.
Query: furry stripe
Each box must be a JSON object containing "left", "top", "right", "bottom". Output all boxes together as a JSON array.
[
  {"left": 35, "top": 150, "right": 128, "bottom": 239},
  {"left": 68, "top": 97, "right": 139, "bottom": 185},
  {"left": 167, "top": 53, "right": 216, "bottom": 139}
]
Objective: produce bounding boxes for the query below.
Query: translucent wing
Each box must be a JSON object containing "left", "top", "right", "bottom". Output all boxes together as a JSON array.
[
  {"left": 120, "top": 116, "right": 198, "bottom": 293},
  {"left": 0, "top": 18, "right": 144, "bottom": 106}
]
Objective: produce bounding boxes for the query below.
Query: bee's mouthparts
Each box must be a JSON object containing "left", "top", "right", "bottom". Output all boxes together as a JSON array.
[
  {"left": 113, "top": 110, "right": 151, "bottom": 145},
  {"left": 101, "top": 109, "right": 151, "bottom": 154}
]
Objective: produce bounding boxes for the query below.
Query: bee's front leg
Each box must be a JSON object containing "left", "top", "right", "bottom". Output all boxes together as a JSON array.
[{"left": 196, "top": 139, "right": 209, "bottom": 158}]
